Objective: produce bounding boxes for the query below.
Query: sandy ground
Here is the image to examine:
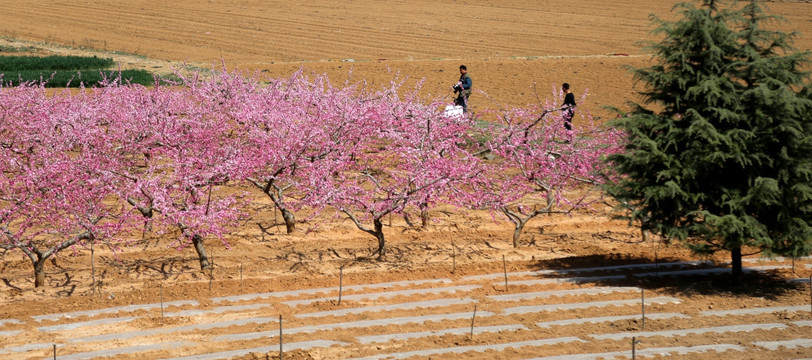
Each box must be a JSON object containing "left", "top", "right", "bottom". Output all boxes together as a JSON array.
[{"left": 1, "top": 1, "right": 812, "bottom": 359}]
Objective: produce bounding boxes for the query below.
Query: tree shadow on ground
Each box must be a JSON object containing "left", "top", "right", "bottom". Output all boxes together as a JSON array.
[
  {"left": 632, "top": 271, "right": 802, "bottom": 301},
  {"left": 257, "top": 222, "right": 286, "bottom": 239},
  {"left": 104, "top": 255, "right": 197, "bottom": 280},
  {"left": 530, "top": 254, "right": 804, "bottom": 300},
  {"left": 0, "top": 277, "right": 21, "bottom": 291}
]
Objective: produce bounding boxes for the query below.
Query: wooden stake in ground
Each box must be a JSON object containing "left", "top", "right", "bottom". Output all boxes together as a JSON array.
[
  {"left": 160, "top": 284, "right": 164, "bottom": 320},
  {"left": 641, "top": 289, "right": 646, "bottom": 331},
  {"left": 279, "top": 314, "right": 283, "bottom": 360},
  {"left": 632, "top": 336, "right": 640, "bottom": 360},
  {"left": 208, "top": 251, "right": 214, "bottom": 293},
  {"left": 654, "top": 250, "right": 659, "bottom": 277},
  {"left": 469, "top": 304, "right": 477, "bottom": 341},
  {"left": 452, "top": 241, "right": 456, "bottom": 274},
  {"left": 338, "top": 265, "right": 344, "bottom": 306},
  {"left": 502, "top": 255, "right": 509, "bottom": 292},
  {"left": 53, "top": 344, "right": 56, "bottom": 360},
  {"left": 240, "top": 261, "right": 243, "bottom": 287}
]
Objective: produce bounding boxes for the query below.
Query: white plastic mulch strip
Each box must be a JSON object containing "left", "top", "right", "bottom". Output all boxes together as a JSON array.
[
  {"left": 502, "top": 296, "right": 680, "bottom": 315},
  {"left": 213, "top": 311, "right": 495, "bottom": 342},
  {"left": 544, "top": 261, "right": 711, "bottom": 275},
  {"left": 466, "top": 261, "right": 712, "bottom": 282},
  {"left": 701, "top": 305, "right": 810, "bottom": 316},
  {"left": 462, "top": 271, "right": 537, "bottom": 281},
  {"left": 525, "top": 344, "right": 747, "bottom": 360},
  {"left": 38, "top": 316, "right": 137, "bottom": 332},
  {"left": 0, "top": 319, "right": 22, "bottom": 327},
  {"left": 349, "top": 337, "right": 585, "bottom": 360},
  {"left": 536, "top": 312, "right": 689, "bottom": 328},
  {"left": 0, "top": 330, "right": 22, "bottom": 337},
  {"left": 164, "top": 303, "right": 271, "bottom": 318},
  {"left": 494, "top": 275, "right": 628, "bottom": 287},
  {"left": 52, "top": 341, "right": 189, "bottom": 360},
  {"left": 211, "top": 278, "right": 452, "bottom": 304},
  {"left": 32, "top": 300, "right": 199, "bottom": 322},
  {"left": 282, "top": 285, "right": 479, "bottom": 307},
  {"left": 590, "top": 323, "right": 788, "bottom": 341},
  {"left": 69, "top": 316, "right": 280, "bottom": 343},
  {"left": 753, "top": 338, "right": 812, "bottom": 350},
  {"left": 744, "top": 265, "right": 793, "bottom": 270},
  {"left": 211, "top": 288, "right": 334, "bottom": 303},
  {"left": 296, "top": 297, "right": 478, "bottom": 318},
  {"left": 163, "top": 340, "right": 346, "bottom": 360},
  {"left": 488, "top": 286, "right": 640, "bottom": 302},
  {"left": 490, "top": 264, "right": 788, "bottom": 287},
  {"left": 744, "top": 256, "right": 812, "bottom": 263},
  {"left": 633, "top": 266, "right": 790, "bottom": 278},
  {"left": 355, "top": 324, "right": 528, "bottom": 344},
  {"left": 0, "top": 343, "right": 53, "bottom": 354}
]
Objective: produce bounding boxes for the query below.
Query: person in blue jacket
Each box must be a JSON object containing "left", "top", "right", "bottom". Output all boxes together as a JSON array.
[{"left": 452, "top": 65, "right": 472, "bottom": 113}]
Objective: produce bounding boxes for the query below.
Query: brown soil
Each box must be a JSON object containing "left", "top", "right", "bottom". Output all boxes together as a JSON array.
[{"left": 1, "top": 1, "right": 811, "bottom": 359}]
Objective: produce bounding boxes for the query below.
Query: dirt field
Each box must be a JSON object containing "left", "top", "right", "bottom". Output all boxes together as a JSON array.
[
  {"left": 2, "top": 0, "right": 807, "bottom": 120},
  {"left": 1, "top": 1, "right": 812, "bottom": 359}
]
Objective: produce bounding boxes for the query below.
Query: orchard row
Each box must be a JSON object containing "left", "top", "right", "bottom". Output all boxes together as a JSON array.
[{"left": 0, "top": 69, "right": 623, "bottom": 287}]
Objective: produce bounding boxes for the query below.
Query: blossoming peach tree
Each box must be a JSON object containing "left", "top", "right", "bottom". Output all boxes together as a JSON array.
[{"left": 470, "top": 89, "right": 624, "bottom": 247}]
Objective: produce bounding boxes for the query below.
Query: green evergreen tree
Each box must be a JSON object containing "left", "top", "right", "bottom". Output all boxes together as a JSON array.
[{"left": 606, "top": 0, "right": 812, "bottom": 281}]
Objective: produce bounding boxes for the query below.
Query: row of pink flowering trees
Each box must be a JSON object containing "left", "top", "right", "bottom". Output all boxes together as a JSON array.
[{"left": 0, "top": 69, "right": 622, "bottom": 287}]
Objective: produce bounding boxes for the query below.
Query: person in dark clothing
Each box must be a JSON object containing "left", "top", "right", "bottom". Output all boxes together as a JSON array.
[
  {"left": 452, "top": 65, "right": 472, "bottom": 113},
  {"left": 561, "top": 83, "right": 576, "bottom": 131}
]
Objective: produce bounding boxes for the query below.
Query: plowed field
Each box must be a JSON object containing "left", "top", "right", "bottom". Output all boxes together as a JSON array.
[{"left": 1, "top": 1, "right": 811, "bottom": 359}]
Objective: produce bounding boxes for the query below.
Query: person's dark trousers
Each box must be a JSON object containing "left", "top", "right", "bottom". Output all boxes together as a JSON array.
[{"left": 455, "top": 94, "right": 468, "bottom": 113}]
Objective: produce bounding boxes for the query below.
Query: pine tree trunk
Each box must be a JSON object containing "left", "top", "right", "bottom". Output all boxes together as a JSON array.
[
  {"left": 731, "top": 245, "right": 743, "bottom": 282},
  {"left": 192, "top": 234, "right": 210, "bottom": 270}
]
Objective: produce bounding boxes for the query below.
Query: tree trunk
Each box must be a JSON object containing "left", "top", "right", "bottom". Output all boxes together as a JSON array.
[
  {"left": 512, "top": 222, "right": 526, "bottom": 248},
  {"left": 34, "top": 259, "right": 46, "bottom": 288},
  {"left": 730, "top": 245, "right": 742, "bottom": 282},
  {"left": 192, "top": 234, "right": 210, "bottom": 270},
  {"left": 503, "top": 207, "right": 535, "bottom": 249},
  {"left": 374, "top": 218, "right": 385, "bottom": 261},
  {"left": 282, "top": 208, "right": 296, "bottom": 233},
  {"left": 421, "top": 209, "right": 429, "bottom": 228}
]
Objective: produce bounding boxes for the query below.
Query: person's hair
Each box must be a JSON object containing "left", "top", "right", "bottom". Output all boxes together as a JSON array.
[
  {"left": 562, "top": 83, "right": 570, "bottom": 90},
  {"left": 459, "top": 65, "right": 467, "bottom": 70}
]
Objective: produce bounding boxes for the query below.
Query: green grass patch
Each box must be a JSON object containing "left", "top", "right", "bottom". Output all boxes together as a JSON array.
[
  {"left": 1, "top": 69, "right": 161, "bottom": 87},
  {"left": 0, "top": 55, "right": 115, "bottom": 71},
  {"left": 0, "top": 54, "right": 171, "bottom": 87}
]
